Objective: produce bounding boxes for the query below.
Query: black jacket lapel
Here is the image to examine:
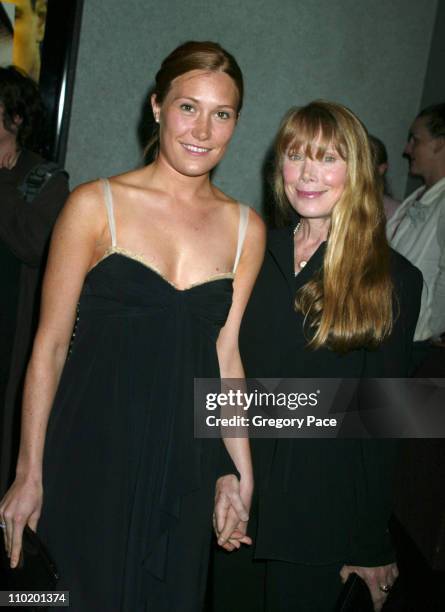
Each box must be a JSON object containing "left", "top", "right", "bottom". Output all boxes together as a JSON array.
[{"left": 267, "top": 227, "right": 295, "bottom": 295}]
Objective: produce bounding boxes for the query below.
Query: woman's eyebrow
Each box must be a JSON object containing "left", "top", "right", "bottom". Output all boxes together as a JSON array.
[
  {"left": 172, "top": 96, "right": 199, "bottom": 103},
  {"left": 172, "top": 95, "right": 236, "bottom": 109}
]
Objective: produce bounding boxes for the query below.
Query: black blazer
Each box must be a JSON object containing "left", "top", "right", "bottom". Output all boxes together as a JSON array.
[{"left": 239, "top": 226, "right": 423, "bottom": 566}]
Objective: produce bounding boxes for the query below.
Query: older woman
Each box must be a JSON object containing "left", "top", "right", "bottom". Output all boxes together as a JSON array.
[{"left": 212, "top": 101, "right": 422, "bottom": 612}]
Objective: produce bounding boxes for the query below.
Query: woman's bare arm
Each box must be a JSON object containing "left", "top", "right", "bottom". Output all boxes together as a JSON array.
[{"left": 214, "top": 207, "right": 265, "bottom": 549}]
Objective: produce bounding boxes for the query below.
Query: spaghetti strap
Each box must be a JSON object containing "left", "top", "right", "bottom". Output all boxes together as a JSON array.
[
  {"left": 233, "top": 204, "right": 249, "bottom": 273},
  {"left": 100, "top": 178, "right": 117, "bottom": 248}
]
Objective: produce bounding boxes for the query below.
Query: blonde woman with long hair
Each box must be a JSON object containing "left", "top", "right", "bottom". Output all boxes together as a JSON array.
[{"left": 211, "top": 101, "right": 422, "bottom": 612}]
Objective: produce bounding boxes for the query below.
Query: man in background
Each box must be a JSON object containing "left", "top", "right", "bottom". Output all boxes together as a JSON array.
[
  {"left": 0, "top": 65, "right": 68, "bottom": 493},
  {"left": 387, "top": 103, "right": 445, "bottom": 370},
  {"left": 388, "top": 103, "right": 445, "bottom": 607}
]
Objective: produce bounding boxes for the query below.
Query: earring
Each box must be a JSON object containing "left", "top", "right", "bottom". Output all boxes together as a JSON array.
[{"left": 155, "top": 114, "right": 160, "bottom": 124}]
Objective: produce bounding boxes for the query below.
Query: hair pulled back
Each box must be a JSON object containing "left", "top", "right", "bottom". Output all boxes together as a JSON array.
[{"left": 145, "top": 40, "right": 243, "bottom": 157}]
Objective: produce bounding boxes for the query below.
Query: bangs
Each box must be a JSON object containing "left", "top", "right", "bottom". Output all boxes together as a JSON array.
[{"left": 278, "top": 105, "right": 348, "bottom": 161}]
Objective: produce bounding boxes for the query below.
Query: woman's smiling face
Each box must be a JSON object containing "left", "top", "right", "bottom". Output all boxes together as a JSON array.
[
  {"left": 282, "top": 137, "right": 348, "bottom": 219},
  {"left": 152, "top": 69, "right": 239, "bottom": 178}
]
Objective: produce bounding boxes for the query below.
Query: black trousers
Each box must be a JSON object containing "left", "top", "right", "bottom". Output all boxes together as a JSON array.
[{"left": 209, "top": 542, "right": 344, "bottom": 612}]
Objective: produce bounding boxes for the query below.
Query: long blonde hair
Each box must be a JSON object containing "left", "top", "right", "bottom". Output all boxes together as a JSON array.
[{"left": 274, "top": 100, "right": 394, "bottom": 352}]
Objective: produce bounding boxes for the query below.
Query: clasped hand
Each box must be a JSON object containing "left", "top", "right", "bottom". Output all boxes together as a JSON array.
[{"left": 213, "top": 474, "right": 252, "bottom": 552}]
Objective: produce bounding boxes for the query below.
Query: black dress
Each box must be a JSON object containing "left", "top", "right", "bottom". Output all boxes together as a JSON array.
[{"left": 38, "top": 180, "right": 250, "bottom": 611}]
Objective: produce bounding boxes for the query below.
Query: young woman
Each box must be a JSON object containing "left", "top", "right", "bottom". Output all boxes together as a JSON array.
[
  {"left": 212, "top": 100, "right": 422, "bottom": 612},
  {"left": 0, "top": 41, "right": 265, "bottom": 611}
]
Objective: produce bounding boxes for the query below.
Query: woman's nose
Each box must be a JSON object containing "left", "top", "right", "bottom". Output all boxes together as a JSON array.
[
  {"left": 300, "top": 158, "right": 315, "bottom": 182},
  {"left": 192, "top": 114, "right": 211, "bottom": 141}
]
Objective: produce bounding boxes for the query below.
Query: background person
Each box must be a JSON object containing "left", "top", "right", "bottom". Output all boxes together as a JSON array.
[
  {"left": 0, "top": 41, "right": 264, "bottom": 611},
  {"left": 369, "top": 134, "right": 400, "bottom": 220},
  {"left": 386, "top": 103, "right": 445, "bottom": 370},
  {"left": 388, "top": 103, "right": 445, "bottom": 610},
  {"left": 0, "top": 65, "right": 68, "bottom": 495},
  {"left": 211, "top": 100, "right": 422, "bottom": 612}
]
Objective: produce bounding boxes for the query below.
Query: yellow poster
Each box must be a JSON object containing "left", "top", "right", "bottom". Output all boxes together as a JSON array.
[{"left": 0, "top": 0, "right": 47, "bottom": 81}]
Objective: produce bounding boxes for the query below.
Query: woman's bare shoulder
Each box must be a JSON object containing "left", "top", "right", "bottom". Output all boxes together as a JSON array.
[
  {"left": 105, "top": 168, "right": 167, "bottom": 206},
  {"left": 55, "top": 179, "right": 107, "bottom": 235},
  {"left": 242, "top": 206, "right": 266, "bottom": 248},
  {"left": 213, "top": 188, "right": 265, "bottom": 241},
  {"left": 108, "top": 167, "right": 151, "bottom": 190},
  {"left": 227, "top": 196, "right": 265, "bottom": 234},
  {"left": 211, "top": 184, "right": 239, "bottom": 206},
  {"left": 213, "top": 186, "right": 261, "bottom": 215}
]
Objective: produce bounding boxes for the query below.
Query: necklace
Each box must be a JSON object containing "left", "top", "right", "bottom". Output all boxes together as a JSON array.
[{"left": 293, "top": 222, "right": 307, "bottom": 271}]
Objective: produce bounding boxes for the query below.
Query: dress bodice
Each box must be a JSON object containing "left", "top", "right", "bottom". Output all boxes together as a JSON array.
[{"left": 78, "top": 252, "right": 234, "bottom": 343}]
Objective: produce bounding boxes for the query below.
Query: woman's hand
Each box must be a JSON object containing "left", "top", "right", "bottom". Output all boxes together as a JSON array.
[
  {"left": 213, "top": 474, "right": 252, "bottom": 552},
  {"left": 340, "top": 563, "right": 399, "bottom": 611},
  {"left": 0, "top": 475, "right": 43, "bottom": 568}
]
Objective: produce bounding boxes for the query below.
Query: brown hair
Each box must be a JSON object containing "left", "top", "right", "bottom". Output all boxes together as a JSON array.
[
  {"left": 0, "top": 65, "right": 45, "bottom": 151},
  {"left": 417, "top": 103, "right": 445, "bottom": 139},
  {"left": 145, "top": 40, "right": 243, "bottom": 157},
  {"left": 274, "top": 100, "right": 394, "bottom": 352},
  {"left": 369, "top": 134, "right": 393, "bottom": 196},
  {"left": 369, "top": 134, "right": 388, "bottom": 166}
]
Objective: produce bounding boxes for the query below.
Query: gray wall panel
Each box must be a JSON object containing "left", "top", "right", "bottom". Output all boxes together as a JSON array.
[
  {"left": 406, "top": 0, "right": 444, "bottom": 197},
  {"left": 420, "top": 0, "right": 445, "bottom": 109},
  {"left": 65, "top": 0, "right": 437, "bottom": 209}
]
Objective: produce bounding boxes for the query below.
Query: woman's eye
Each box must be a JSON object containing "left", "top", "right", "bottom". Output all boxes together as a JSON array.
[
  {"left": 216, "top": 111, "right": 231, "bottom": 120},
  {"left": 324, "top": 154, "right": 337, "bottom": 162},
  {"left": 289, "top": 153, "right": 303, "bottom": 161},
  {"left": 180, "top": 103, "right": 194, "bottom": 112}
]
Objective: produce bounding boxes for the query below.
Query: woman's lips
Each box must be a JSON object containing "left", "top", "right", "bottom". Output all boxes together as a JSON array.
[
  {"left": 296, "top": 189, "right": 326, "bottom": 198},
  {"left": 181, "top": 143, "right": 211, "bottom": 156}
]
